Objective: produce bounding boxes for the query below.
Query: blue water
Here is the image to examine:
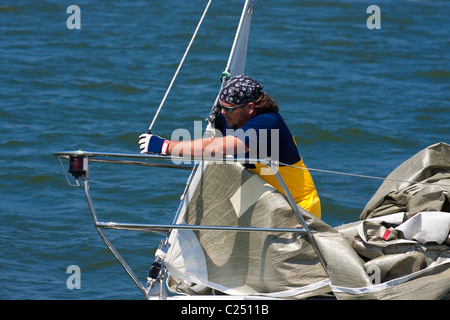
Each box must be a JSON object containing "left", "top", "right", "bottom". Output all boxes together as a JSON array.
[{"left": 1, "top": 0, "right": 448, "bottom": 299}]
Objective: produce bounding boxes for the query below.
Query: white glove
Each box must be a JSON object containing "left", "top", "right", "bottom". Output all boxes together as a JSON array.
[{"left": 139, "top": 133, "right": 170, "bottom": 155}]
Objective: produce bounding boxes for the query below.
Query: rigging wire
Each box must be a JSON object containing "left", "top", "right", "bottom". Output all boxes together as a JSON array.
[
  {"left": 264, "top": 161, "right": 450, "bottom": 202},
  {"left": 279, "top": 161, "right": 450, "bottom": 188},
  {"left": 147, "top": 0, "right": 213, "bottom": 133}
]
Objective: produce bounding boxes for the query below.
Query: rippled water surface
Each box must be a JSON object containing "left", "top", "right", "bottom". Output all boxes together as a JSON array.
[{"left": 1, "top": 0, "right": 448, "bottom": 299}]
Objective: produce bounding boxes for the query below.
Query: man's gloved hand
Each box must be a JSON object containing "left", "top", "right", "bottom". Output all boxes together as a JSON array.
[{"left": 139, "top": 133, "right": 170, "bottom": 155}]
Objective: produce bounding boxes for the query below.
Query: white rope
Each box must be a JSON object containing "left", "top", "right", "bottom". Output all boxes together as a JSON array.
[{"left": 148, "top": 0, "right": 213, "bottom": 133}]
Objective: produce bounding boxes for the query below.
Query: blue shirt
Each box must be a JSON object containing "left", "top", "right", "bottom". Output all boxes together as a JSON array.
[
  {"left": 221, "top": 112, "right": 301, "bottom": 165},
  {"left": 220, "top": 113, "right": 321, "bottom": 218}
]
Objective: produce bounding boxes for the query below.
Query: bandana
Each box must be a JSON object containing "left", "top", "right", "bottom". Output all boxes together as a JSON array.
[{"left": 219, "top": 75, "right": 263, "bottom": 105}]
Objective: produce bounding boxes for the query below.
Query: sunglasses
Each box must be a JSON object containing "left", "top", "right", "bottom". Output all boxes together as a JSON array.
[{"left": 219, "top": 101, "right": 249, "bottom": 113}]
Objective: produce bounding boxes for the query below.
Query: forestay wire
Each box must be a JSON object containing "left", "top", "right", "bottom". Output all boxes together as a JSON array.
[{"left": 147, "top": 0, "right": 213, "bottom": 133}]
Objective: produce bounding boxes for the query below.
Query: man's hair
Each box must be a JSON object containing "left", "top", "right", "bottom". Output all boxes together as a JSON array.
[{"left": 252, "top": 92, "right": 279, "bottom": 114}]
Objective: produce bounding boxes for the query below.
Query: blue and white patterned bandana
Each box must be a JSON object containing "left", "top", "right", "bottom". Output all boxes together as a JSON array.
[{"left": 219, "top": 75, "right": 264, "bottom": 105}]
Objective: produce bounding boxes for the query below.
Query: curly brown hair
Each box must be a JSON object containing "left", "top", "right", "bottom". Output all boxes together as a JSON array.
[{"left": 252, "top": 92, "right": 279, "bottom": 114}]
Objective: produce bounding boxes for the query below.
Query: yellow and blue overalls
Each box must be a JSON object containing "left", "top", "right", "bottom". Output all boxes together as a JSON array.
[{"left": 223, "top": 112, "right": 321, "bottom": 219}]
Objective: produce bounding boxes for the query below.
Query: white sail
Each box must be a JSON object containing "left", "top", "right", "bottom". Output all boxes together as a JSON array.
[
  {"left": 160, "top": 161, "right": 330, "bottom": 298},
  {"left": 225, "top": 0, "right": 254, "bottom": 77}
]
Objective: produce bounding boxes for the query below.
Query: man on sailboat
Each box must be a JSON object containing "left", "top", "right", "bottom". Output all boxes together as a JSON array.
[{"left": 139, "top": 75, "right": 321, "bottom": 218}]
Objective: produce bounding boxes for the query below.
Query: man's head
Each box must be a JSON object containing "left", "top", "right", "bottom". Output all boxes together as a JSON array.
[
  {"left": 218, "top": 75, "right": 260, "bottom": 129},
  {"left": 219, "top": 74, "right": 263, "bottom": 105},
  {"left": 219, "top": 75, "right": 278, "bottom": 129}
]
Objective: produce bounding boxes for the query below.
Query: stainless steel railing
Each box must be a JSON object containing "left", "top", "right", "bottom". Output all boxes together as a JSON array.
[{"left": 54, "top": 150, "right": 328, "bottom": 298}]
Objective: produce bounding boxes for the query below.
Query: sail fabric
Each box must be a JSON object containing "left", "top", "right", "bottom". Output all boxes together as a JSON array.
[
  {"left": 161, "top": 161, "right": 331, "bottom": 299},
  {"left": 360, "top": 142, "right": 450, "bottom": 220},
  {"left": 226, "top": 0, "right": 254, "bottom": 77},
  {"left": 328, "top": 142, "right": 450, "bottom": 299},
  {"left": 332, "top": 212, "right": 450, "bottom": 299},
  {"left": 160, "top": 143, "right": 450, "bottom": 299}
]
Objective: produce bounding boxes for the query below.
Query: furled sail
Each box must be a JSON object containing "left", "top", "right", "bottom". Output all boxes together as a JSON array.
[{"left": 158, "top": 161, "right": 331, "bottom": 298}]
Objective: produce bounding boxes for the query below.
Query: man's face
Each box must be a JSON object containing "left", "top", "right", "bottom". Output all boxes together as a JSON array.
[{"left": 220, "top": 100, "right": 254, "bottom": 129}]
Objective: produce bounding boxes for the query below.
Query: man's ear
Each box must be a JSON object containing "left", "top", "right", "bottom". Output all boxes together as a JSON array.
[{"left": 247, "top": 102, "right": 255, "bottom": 115}]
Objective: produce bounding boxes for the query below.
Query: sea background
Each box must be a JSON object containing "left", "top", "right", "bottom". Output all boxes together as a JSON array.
[{"left": 0, "top": 0, "right": 448, "bottom": 299}]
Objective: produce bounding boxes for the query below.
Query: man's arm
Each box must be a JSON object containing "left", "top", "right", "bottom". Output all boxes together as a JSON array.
[{"left": 168, "top": 135, "right": 248, "bottom": 158}]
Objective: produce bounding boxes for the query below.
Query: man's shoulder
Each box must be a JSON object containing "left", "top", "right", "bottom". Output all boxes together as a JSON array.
[{"left": 248, "top": 112, "right": 284, "bottom": 128}]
